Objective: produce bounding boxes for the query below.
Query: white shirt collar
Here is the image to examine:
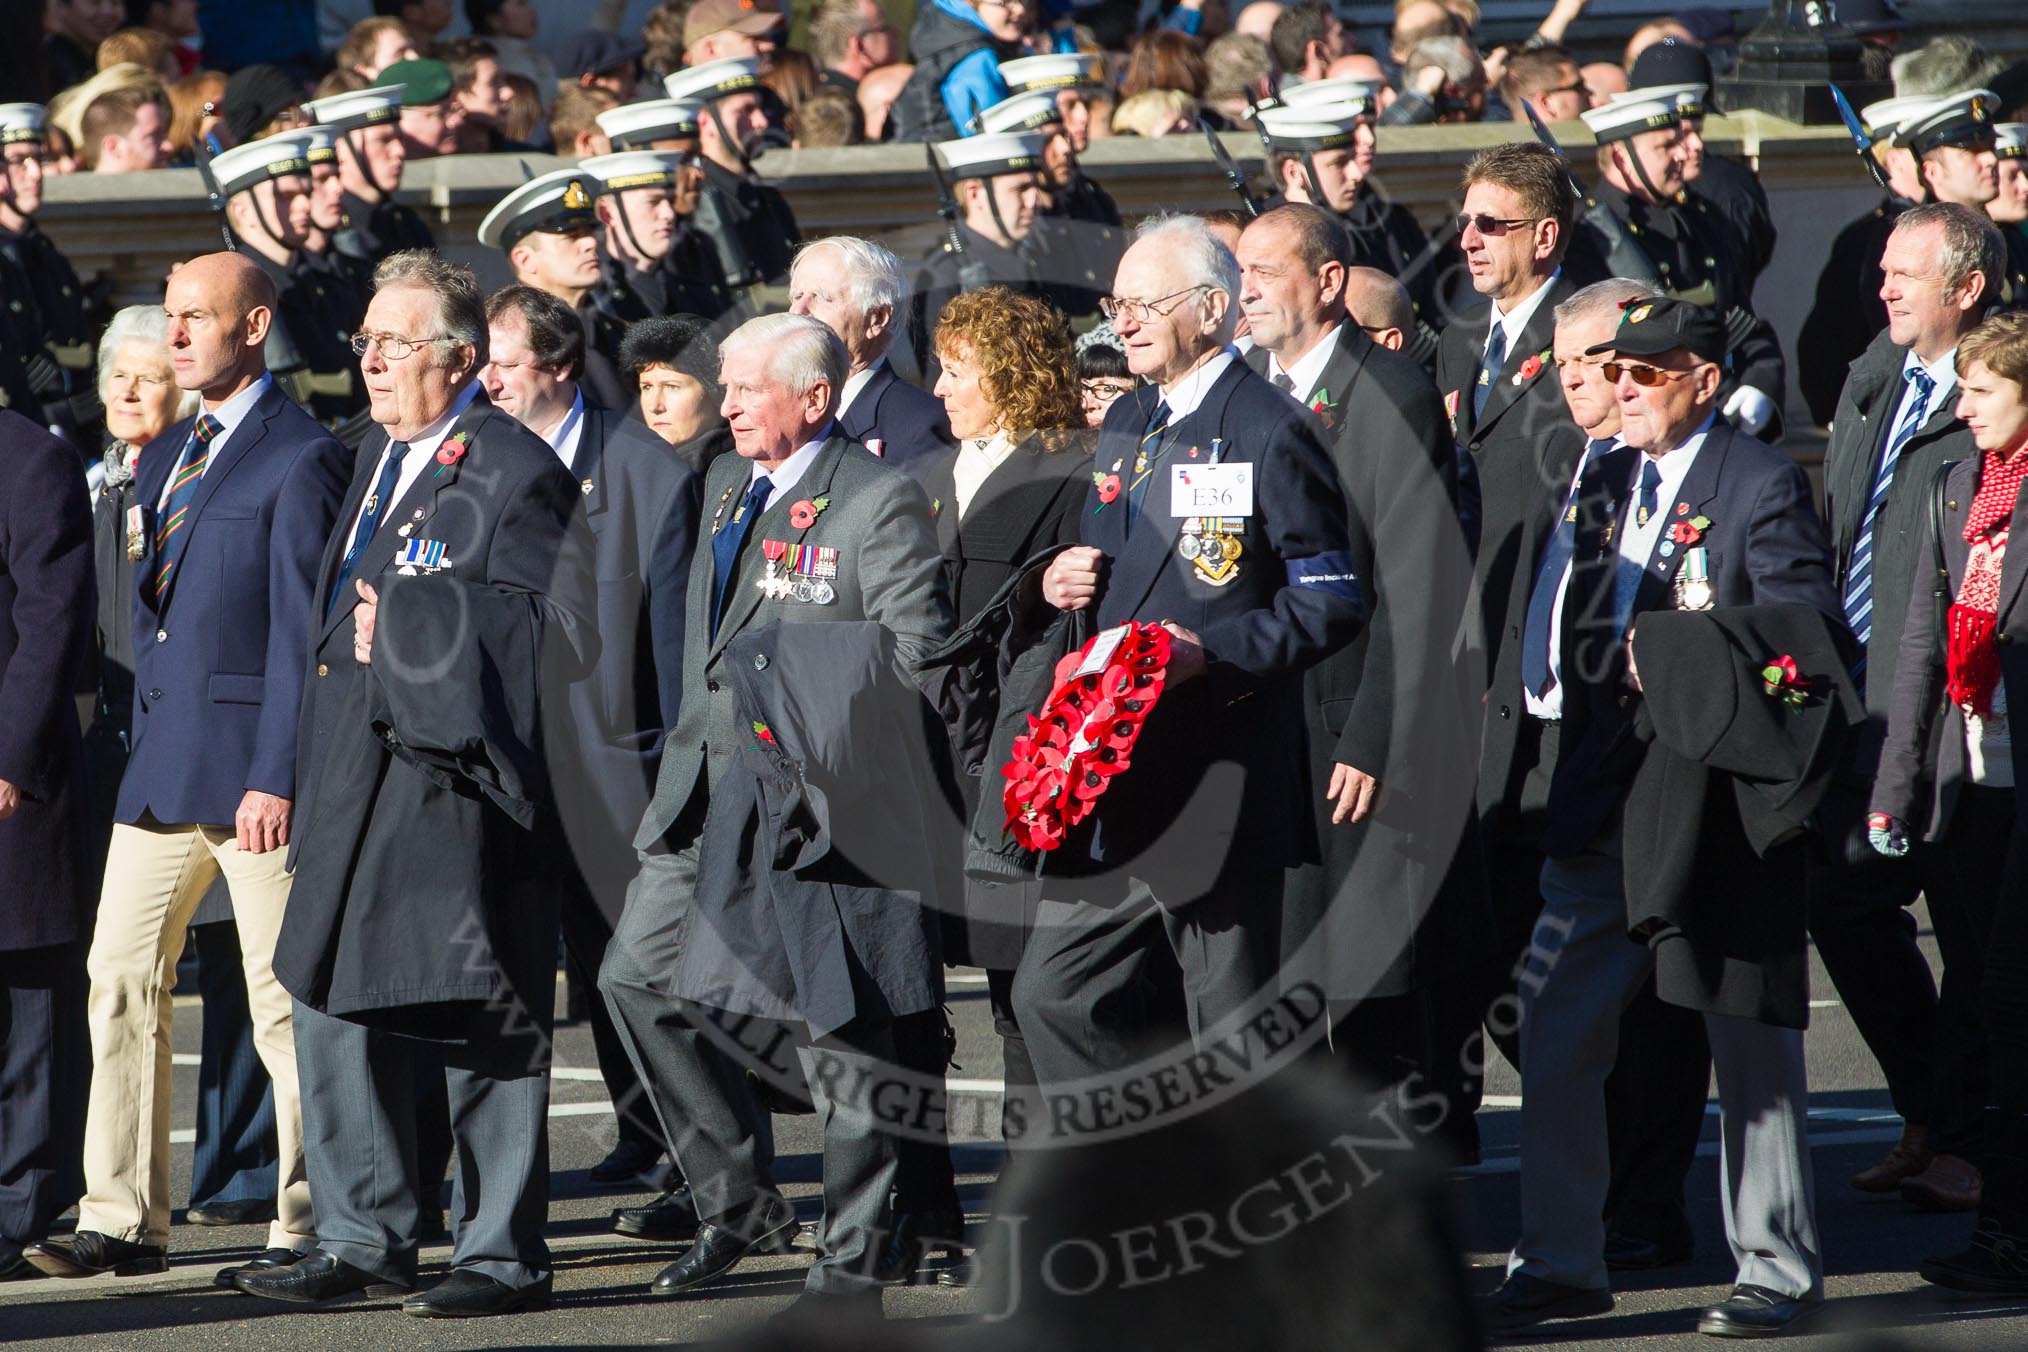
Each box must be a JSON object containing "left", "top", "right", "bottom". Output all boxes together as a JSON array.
[
  {"left": 839, "top": 357, "right": 885, "bottom": 419},
  {"left": 540, "top": 389, "right": 587, "bottom": 470},
  {"left": 750, "top": 420, "right": 836, "bottom": 507},
  {"left": 1488, "top": 270, "right": 1560, "bottom": 354},
  {"left": 404, "top": 380, "right": 483, "bottom": 459},
  {"left": 1158, "top": 347, "right": 1236, "bottom": 422},
  {"left": 1631, "top": 412, "right": 1716, "bottom": 513},
  {"left": 200, "top": 372, "right": 272, "bottom": 442},
  {"left": 1266, "top": 322, "right": 1343, "bottom": 406},
  {"left": 1902, "top": 344, "right": 1958, "bottom": 406}
]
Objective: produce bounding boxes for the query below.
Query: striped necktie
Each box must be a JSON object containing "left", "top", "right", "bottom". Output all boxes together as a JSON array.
[
  {"left": 1474, "top": 322, "right": 1508, "bottom": 420},
  {"left": 1843, "top": 367, "right": 1936, "bottom": 671},
  {"left": 149, "top": 413, "right": 224, "bottom": 605},
  {"left": 1124, "top": 400, "right": 1172, "bottom": 534}
]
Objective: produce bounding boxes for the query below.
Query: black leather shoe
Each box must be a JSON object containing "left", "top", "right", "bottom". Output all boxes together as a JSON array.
[
  {"left": 403, "top": 1269, "right": 553, "bottom": 1318},
  {"left": 589, "top": 1138, "right": 665, "bottom": 1186},
  {"left": 0, "top": 1242, "right": 31, "bottom": 1281},
  {"left": 1919, "top": 1221, "right": 2028, "bottom": 1295},
  {"left": 234, "top": 1248, "right": 412, "bottom": 1305},
  {"left": 186, "top": 1198, "right": 277, "bottom": 1227},
  {"left": 1696, "top": 1284, "right": 1823, "bottom": 1337},
  {"left": 1604, "top": 1229, "right": 1694, "bottom": 1271},
  {"left": 873, "top": 1209, "right": 967, "bottom": 1284},
  {"left": 1477, "top": 1273, "right": 1614, "bottom": 1332},
  {"left": 23, "top": 1231, "right": 167, "bottom": 1279},
  {"left": 649, "top": 1198, "right": 797, "bottom": 1296},
  {"left": 215, "top": 1247, "right": 307, "bottom": 1291},
  {"left": 613, "top": 1184, "right": 698, "bottom": 1241}
]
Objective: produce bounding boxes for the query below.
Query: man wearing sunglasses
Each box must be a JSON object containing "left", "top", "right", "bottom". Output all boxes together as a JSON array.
[{"left": 1481, "top": 297, "right": 1840, "bottom": 1339}]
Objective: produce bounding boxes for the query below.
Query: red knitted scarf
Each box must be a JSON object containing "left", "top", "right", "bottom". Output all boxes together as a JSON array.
[{"left": 1947, "top": 449, "right": 2028, "bottom": 716}]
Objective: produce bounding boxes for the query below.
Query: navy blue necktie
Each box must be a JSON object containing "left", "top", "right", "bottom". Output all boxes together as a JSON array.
[
  {"left": 711, "top": 473, "right": 772, "bottom": 636},
  {"left": 330, "top": 440, "right": 408, "bottom": 612},
  {"left": 1125, "top": 400, "right": 1171, "bottom": 535},
  {"left": 1474, "top": 322, "right": 1508, "bottom": 420},
  {"left": 1521, "top": 438, "right": 1613, "bottom": 699},
  {"left": 1614, "top": 458, "right": 1663, "bottom": 634}
]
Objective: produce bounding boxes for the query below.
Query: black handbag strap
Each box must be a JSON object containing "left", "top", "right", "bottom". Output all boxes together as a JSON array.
[{"left": 1928, "top": 458, "right": 1957, "bottom": 648}]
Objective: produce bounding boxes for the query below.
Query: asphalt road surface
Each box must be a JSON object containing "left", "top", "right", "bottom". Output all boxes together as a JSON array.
[{"left": 5, "top": 902, "right": 2025, "bottom": 1350}]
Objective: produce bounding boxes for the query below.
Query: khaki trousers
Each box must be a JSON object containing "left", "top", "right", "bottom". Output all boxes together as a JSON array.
[{"left": 77, "top": 821, "right": 312, "bottom": 1250}]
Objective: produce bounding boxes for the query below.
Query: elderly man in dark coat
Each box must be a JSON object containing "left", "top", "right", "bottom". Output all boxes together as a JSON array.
[
  {"left": 0, "top": 409, "right": 96, "bottom": 1279},
  {"left": 237, "top": 251, "right": 597, "bottom": 1319}
]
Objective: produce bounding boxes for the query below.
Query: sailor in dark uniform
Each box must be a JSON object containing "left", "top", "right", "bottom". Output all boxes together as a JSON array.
[
  {"left": 911, "top": 131, "right": 1096, "bottom": 372},
  {"left": 478, "top": 168, "right": 631, "bottom": 411},
  {"left": 1997, "top": 122, "right": 2028, "bottom": 283},
  {"left": 302, "top": 84, "right": 436, "bottom": 268},
  {"left": 663, "top": 57, "right": 802, "bottom": 288},
  {"left": 1257, "top": 88, "right": 1450, "bottom": 339},
  {"left": 1628, "top": 42, "right": 1776, "bottom": 295},
  {"left": 207, "top": 133, "right": 371, "bottom": 429},
  {"left": 270, "top": 125, "right": 371, "bottom": 428},
  {"left": 1798, "top": 92, "right": 1934, "bottom": 427},
  {"left": 1900, "top": 88, "right": 2028, "bottom": 307},
  {"left": 969, "top": 87, "right": 1122, "bottom": 312},
  {"left": 0, "top": 101, "right": 105, "bottom": 446},
  {"left": 1574, "top": 89, "right": 1785, "bottom": 439},
  {"left": 580, "top": 120, "right": 738, "bottom": 330},
  {"left": 989, "top": 59, "right": 1120, "bottom": 230}
]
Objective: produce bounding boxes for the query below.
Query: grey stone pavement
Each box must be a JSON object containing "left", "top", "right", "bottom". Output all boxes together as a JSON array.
[{"left": 4, "top": 905, "right": 2025, "bottom": 1350}]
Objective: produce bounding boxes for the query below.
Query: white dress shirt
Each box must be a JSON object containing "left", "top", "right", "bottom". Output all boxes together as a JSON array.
[
  {"left": 1485, "top": 270, "right": 1560, "bottom": 365},
  {"left": 156, "top": 373, "right": 273, "bottom": 510},
  {"left": 1157, "top": 347, "right": 1237, "bottom": 422},
  {"left": 748, "top": 420, "right": 836, "bottom": 508},
  {"left": 539, "top": 389, "right": 586, "bottom": 472},
  {"left": 345, "top": 379, "right": 481, "bottom": 544},
  {"left": 1882, "top": 346, "right": 1957, "bottom": 470},
  {"left": 1265, "top": 323, "right": 1342, "bottom": 406},
  {"left": 1616, "top": 413, "right": 1716, "bottom": 580},
  {"left": 1524, "top": 432, "right": 1623, "bottom": 721},
  {"left": 953, "top": 432, "right": 1017, "bottom": 518},
  {"left": 838, "top": 359, "right": 884, "bottom": 424}
]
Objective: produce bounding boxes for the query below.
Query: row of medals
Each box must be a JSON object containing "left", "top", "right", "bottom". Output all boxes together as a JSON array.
[{"left": 761, "top": 544, "right": 838, "bottom": 605}]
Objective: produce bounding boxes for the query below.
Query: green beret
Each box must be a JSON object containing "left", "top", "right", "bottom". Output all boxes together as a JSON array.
[{"left": 375, "top": 59, "right": 453, "bottom": 107}]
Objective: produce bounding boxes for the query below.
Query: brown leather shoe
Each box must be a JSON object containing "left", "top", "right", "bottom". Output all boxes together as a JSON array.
[
  {"left": 1900, "top": 1153, "right": 1982, "bottom": 1211},
  {"left": 1851, "top": 1123, "right": 1933, "bottom": 1192}
]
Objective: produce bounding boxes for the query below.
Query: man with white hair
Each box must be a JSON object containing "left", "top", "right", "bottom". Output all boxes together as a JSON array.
[
  {"left": 790, "top": 236, "right": 953, "bottom": 477},
  {"left": 602, "top": 312, "right": 952, "bottom": 1311},
  {"left": 1015, "top": 215, "right": 1366, "bottom": 1086}
]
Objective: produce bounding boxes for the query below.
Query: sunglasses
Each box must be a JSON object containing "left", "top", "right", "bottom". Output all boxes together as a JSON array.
[
  {"left": 1454, "top": 213, "right": 1541, "bottom": 237},
  {"left": 1601, "top": 361, "right": 1692, "bottom": 387}
]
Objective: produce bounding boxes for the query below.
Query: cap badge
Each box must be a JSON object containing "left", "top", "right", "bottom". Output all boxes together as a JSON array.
[
  {"left": 1628, "top": 303, "right": 1653, "bottom": 324},
  {"left": 563, "top": 180, "right": 591, "bottom": 209}
]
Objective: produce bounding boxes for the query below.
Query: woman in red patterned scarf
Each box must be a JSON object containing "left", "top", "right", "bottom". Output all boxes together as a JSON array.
[{"left": 1872, "top": 310, "right": 2028, "bottom": 1296}]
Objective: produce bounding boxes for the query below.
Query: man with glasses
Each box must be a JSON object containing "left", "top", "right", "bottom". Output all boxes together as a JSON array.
[
  {"left": 236, "top": 250, "right": 596, "bottom": 1318},
  {"left": 0, "top": 101, "right": 105, "bottom": 447},
  {"left": 1500, "top": 44, "right": 1586, "bottom": 126},
  {"left": 1013, "top": 214, "right": 1366, "bottom": 1089},
  {"left": 1235, "top": 202, "right": 1476, "bottom": 1096},
  {"left": 1575, "top": 88, "right": 1786, "bottom": 440},
  {"left": 1480, "top": 297, "right": 1838, "bottom": 1338},
  {"left": 304, "top": 84, "right": 435, "bottom": 267},
  {"left": 478, "top": 167, "right": 630, "bottom": 412}
]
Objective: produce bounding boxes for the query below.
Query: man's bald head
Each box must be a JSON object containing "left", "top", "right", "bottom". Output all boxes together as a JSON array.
[
  {"left": 1234, "top": 1, "right": 1282, "bottom": 45},
  {"left": 1343, "top": 266, "right": 1414, "bottom": 350},
  {"left": 163, "top": 252, "right": 276, "bottom": 399}
]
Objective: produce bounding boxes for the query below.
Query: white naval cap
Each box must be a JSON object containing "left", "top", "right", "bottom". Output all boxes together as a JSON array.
[
  {"left": 301, "top": 124, "right": 339, "bottom": 166},
  {"left": 596, "top": 98, "right": 701, "bottom": 148},
  {"left": 1997, "top": 121, "right": 2027, "bottom": 160},
  {"left": 209, "top": 131, "right": 315, "bottom": 200},
  {"left": 1858, "top": 93, "right": 1935, "bottom": 142},
  {"left": 998, "top": 52, "right": 1103, "bottom": 93},
  {"left": 304, "top": 84, "right": 404, "bottom": 131},
  {"left": 477, "top": 167, "right": 601, "bottom": 250},
  {"left": 1253, "top": 102, "right": 1367, "bottom": 152},
  {"left": 1579, "top": 88, "right": 1682, "bottom": 143},
  {"left": 972, "top": 89, "right": 1064, "bottom": 136},
  {"left": 1896, "top": 88, "right": 2000, "bottom": 157},
  {"left": 1616, "top": 81, "right": 1708, "bottom": 117},
  {"left": 0, "top": 102, "right": 47, "bottom": 144},
  {"left": 934, "top": 130, "right": 1047, "bottom": 182},
  {"left": 663, "top": 57, "right": 763, "bottom": 104},
  {"left": 579, "top": 149, "right": 686, "bottom": 194},
  {"left": 1275, "top": 78, "right": 1380, "bottom": 116}
]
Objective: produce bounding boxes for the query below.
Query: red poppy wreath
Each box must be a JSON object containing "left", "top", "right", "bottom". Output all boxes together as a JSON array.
[{"left": 1001, "top": 622, "right": 1173, "bottom": 851}]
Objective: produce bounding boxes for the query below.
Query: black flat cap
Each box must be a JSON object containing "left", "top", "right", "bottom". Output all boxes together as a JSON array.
[{"left": 1586, "top": 296, "right": 1728, "bottom": 365}]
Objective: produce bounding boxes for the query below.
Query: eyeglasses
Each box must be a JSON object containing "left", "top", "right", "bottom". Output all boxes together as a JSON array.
[
  {"left": 1454, "top": 213, "right": 1542, "bottom": 237},
  {"left": 1601, "top": 361, "right": 1692, "bottom": 387},
  {"left": 1081, "top": 379, "right": 1135, "bottom": 402},
  {"left": 1099, "top": 285, "right": 1211, "bottom": 325},
  {"left": 350, "top": 331, "right": 453, "bottom": 360}
]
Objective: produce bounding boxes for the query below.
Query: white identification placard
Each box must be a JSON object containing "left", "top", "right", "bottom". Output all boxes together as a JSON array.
[
  {"left": 1073, "top": 623, "right": 1131, "bottom": 678},
  {"left": 1170, "top": 462, "right": 1254, "bottom": 518}
]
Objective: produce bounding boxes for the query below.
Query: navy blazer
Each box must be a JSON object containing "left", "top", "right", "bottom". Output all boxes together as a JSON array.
[
  {"left": 837, "top": 359, "right": 953, "bottom": 481},
  {"left": 1545, "top": 420, "right": 1842, "bottom": 857},
  {"left": 1060, "top": 357, "right": 1365, "bottom": 875},
  {"left": 119, "top": 381, "right": 350, "bottom": 827}
]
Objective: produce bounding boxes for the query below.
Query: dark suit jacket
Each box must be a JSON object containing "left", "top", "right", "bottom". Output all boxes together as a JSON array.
[
  {"left": 1821, "top": 330, "right": 1978, "bottom": 782},
  {"left": 277, "top": 392, "right": 597, "bottom": 1028},
  {"left": 919, "top": 435, "right": 1091, "bottom": 628},
  {"left": 1874, "top": 453, "right": 2028, "bottom": 840},
  {"left": 552, "top": 404, "right": 700, "bottom": 923},
  {"left": 1797, "top": 196, "right": 1908, "bottom": 428},
  {"left": 1049, "top": 357, "right": 1365, "bottom": 876},
  {"left": 838, "top": 359, "right": 955, "bottom": 480},
  {"left": 1250, "top": 328, "right": 1481, "bottom": 999},
  {"left": 1546, "top": 420, "right": 1843, "bottom": 859},
  {"left": 118, "top": 381, "right": 350, "bottom": 826},
  {"left": 0, "top": 410, "right": 96, "bottom": 950}
]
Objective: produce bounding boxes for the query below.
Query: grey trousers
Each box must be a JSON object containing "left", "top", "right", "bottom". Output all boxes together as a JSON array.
[
  {"left": 1509, "top": 848, "right": 1822, "bottom": 1299},
  {"left": 599, "top": 845, "right": 776, "bottom": 1225},
  {"left": 1013, "top": 869, "right": 1283, "bottom": 1086},
  {"left": 798, "top": 1031, "right": 902, "bottom": 1294},
  {"left": 292, "top": 1000, "right": 551, "bottom": 1290}
]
